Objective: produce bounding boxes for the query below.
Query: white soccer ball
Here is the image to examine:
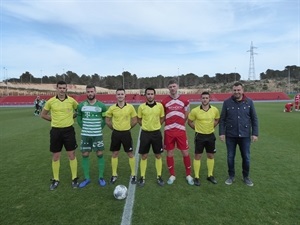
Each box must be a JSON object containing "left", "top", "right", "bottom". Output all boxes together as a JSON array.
[{"left": 113, "top": 185, "right": 128, "bottom": 200}]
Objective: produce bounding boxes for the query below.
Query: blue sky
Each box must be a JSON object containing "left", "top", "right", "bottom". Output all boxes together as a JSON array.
[{"left": 1, "top": 0, "right": 299, "bottom": 81}]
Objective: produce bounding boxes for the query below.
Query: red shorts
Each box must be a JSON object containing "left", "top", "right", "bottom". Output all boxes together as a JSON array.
[{"left": 164, "top": 130, "right": 189, "bottom": 151}]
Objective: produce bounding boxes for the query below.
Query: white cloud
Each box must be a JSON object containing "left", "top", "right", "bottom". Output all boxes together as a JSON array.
[{"left": 1, "top": 0, "right": 299, "bottom": 81}]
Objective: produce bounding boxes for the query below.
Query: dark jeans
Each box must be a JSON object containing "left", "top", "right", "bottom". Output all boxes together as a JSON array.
[{"left": 226, "top": 137, "right": 251, "bottom": 178}]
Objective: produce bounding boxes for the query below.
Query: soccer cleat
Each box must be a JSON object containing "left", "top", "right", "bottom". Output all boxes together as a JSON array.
[
  {"left": 186, "top": 175, "right": 194, "bottom": 185},
  {"left": 207, "top": 176, "right": 217, "bottom": 184},
  {"left": 130, "top": 176, "right": 137, "bottom": 184},
  {"left": 243, "top": 177, "right": 254, "bottom": 187},
  {"left": 157, "top": 176, "right": 164, "bottom": 186},
  {"left": 110, "top": 176, "right": 118, "bottom": 184},
  {"left": 71, "top": 177, "right": 79, "bottom": 188},
  {"left": 98, "top": 178, "right": 106, "bottom": 187},
  {"left": 167, "top": 175, "right": 176, "bottom": 185},
  {"left": 225, "top": 177, "right": 235, "bottom": 185},
  {"left": 50, "top": 179, "right": 59, "bottom": 190},
  {"left": 79, "top": 179, "right": 91, "bottom": 188},
  {"left": 138, "top": 177, "right": 145, "bottom": 187},
  {"left": 194, "top": 178, "right": 201, "bottom": 186}
]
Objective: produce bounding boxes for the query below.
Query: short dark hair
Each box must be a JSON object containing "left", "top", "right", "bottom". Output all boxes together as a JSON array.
[
  {"left": 167, "top": 79, "right": 178, "bottom": 86},
  {"left": 145, "top": 87, "right": 156, "bottom": 94},
  {"left": 201, "top": 91, "right": 210, "bottom": 96},
  {"left": 116, "top": 88, "right": 125, "bottom": 92},
  {"left": 233, "top": 82, "right": 243, "bottom": 87},
  {"left": 86, "top": 84, "right": 96, "bottom": 89},
  {"left": 56, "top": 80, "right": 67, "bottom": 87}
]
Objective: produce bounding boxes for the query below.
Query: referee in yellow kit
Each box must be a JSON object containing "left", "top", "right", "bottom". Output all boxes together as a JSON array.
[
  {"left": 41, "top": 80, "right": 79, "bottom": 190},
  {"left": 187, "top": 91, "right": 220, "bottom": 186},
  {"left": 105, "top": 88, "right": 138, "bottom": 185},
  {"left": 137, "top": 87, "right": 165, "bottom": 187}
]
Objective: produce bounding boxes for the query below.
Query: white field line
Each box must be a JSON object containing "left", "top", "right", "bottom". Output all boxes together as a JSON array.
[{"left": 120, "top": 128, "right": 141, "bottom": 225}]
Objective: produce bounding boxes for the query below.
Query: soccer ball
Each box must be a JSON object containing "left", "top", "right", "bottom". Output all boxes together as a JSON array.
[{"left": 113, "top": 185, "right": 128, "bottom": 200}]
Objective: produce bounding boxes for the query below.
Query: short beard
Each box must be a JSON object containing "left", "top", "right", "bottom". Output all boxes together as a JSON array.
[{"left": 88, "top": 95, "right": 95, "bottom": 101}]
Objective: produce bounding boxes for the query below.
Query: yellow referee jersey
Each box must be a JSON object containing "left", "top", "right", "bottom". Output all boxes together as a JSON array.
[
  {"left": 44, "top": 96, "right": 78, "bottom": 128},
  {"left": 137, "top": 102, "right": 164, "bottom": 131},
  {"left": 188, "top": 105, "right": 220, "bottom": 134},
  {"left": 106, "top": 103, "right": 137, "bottom": 131}
]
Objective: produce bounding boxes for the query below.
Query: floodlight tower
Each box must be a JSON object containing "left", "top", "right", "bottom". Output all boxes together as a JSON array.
[
  {"left": 122, "top": 68, "right": 125, "bottom": 89},
  {"left": 177, "top": 67, "right": 180, "bottom": 87},
  {"left": 247, "top": 41, "right": 257, "bottom": 80}
]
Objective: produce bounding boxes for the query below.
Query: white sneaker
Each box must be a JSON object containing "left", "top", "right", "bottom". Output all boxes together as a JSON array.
[
  {"left": 186, "top": 175, "right": 194, "bottom": 185},
  {"left": 167, "top": 175, "right": 176, "bottom": 185}
]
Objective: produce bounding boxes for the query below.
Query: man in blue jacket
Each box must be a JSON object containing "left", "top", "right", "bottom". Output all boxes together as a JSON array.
[{"left": 219, "top": 82, "right": 258, "bottom": 187}]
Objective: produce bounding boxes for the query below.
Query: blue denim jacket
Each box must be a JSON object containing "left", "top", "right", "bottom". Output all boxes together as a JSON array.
[{"left": 219, "top": 95, "right": 258, "bottom": 137}]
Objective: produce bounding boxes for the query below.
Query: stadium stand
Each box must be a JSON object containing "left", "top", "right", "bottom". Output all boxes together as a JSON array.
[{"left": 0, "top": 92, "right": 290, "bottom": 105}]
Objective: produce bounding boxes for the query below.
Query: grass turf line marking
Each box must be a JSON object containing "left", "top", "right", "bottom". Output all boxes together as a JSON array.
[{"left": 120, "top": 128, "right": 141, "bottom": 225}]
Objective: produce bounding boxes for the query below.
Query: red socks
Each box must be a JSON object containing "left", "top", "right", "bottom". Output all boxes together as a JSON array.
[
  {"left": 167, "top": 155, "right": 192, "bottom": 176},
  {"left": 167, "top": 156, "right": 175, "bottom": 176},
  {"left": 183, "top": 155, "right": 192, "bottom": 176}
]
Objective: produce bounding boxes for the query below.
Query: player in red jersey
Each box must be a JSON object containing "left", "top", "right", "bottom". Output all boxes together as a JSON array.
[
  {"left": 161, "top": 79, "right": 194, "bottom": 185},
  {"left": 284, "top": 103, "right": 293, "bottom": 112}
]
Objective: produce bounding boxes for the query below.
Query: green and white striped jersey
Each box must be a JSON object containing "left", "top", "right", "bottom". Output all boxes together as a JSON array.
[{"left": 77, "top": 100, "right": 107, "bottom": 137}]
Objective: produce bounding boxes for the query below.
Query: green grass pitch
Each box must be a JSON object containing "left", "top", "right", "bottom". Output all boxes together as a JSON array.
[{"left": 0, "top": 102, "right": 299, "bottom": 225}]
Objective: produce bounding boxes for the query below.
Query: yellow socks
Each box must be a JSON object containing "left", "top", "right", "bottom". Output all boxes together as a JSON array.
[
  {"left": 193, "top": 159, "right": 201, "bottom": 178},
  {"left": 155, "top": 158, "right": 162, "bottom": 177},
  {"left": 207, "top": 158, "right": 214, "bottom": 177},
  {"left": 69, "top": 157, "right": 78, "bottom": 180},
  {"left": 129, "top": 157, "right": 136, "bottom": 176},
  {"left": 140, "top": 159, "right": 147, "bottom": 178},
  {"left": 52, "top": 160, "right": 60, "bottom": 180},
  {"left": 111, "top": 157, "right": 118, "bottom": 176}
]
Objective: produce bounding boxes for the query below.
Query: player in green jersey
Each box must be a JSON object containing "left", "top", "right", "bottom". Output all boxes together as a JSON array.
[{"left": 77, "top": 84, "right": 107, "bottom": 187}]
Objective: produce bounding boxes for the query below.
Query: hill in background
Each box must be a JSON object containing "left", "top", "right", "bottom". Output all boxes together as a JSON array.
[{"left": 0, "top": 78, "right": 299, "bottom": 97}]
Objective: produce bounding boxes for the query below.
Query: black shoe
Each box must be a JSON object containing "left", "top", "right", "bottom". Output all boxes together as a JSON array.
[
  {"left": 110, "top": 176, "right": 118, "bottom": 184},
  {"left": 131, "top": 176, "right": 137, "bottom": 184},
  {"left": 71, "top": 177, "right": 79, "bottom": 188},
  {"left": 138, "top": 177, "right": 145, "bottom": 187},
  {"left": 157, "top": 176, "right": 164, "bottom": 186},
  {"left": 194, "top": 178, "right": 201, "bottom": 186},
  {"left": 207, "top": 176, "right": 217, "bottom": 184},
  {"left": 50, "top": 179, "right": 59, "bottom": 190}
]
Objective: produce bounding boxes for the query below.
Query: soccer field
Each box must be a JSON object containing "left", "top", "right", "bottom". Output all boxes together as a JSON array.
[{"left": 0, "top": 102, "right": 299, "bottom": 225}]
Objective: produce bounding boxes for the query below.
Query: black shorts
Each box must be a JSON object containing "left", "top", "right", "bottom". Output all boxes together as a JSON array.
[
  {"left": 50, "top": 126, "right": 77, "bottom": 152},
  {"left": 109, "top": 130, "right": 133, "bottom": 152},
  {"left": 194, "top": 133, "right": 216, "bottom": 154},
  {"left": 138, "top": 130, "right": 163, "bottom": 155}
]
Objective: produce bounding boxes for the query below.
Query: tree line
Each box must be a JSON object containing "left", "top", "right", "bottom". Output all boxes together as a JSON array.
[{"left": 7, "top": 65, "right": 299, "bottom": 90}]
